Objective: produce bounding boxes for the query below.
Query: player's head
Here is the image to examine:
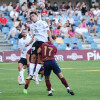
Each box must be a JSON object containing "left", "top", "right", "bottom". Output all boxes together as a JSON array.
[
  {"left": 22, "top": 29, "right": 27, "bottom": 37},
  {"left": 30, "top": 12, "right": 38, "bottom": 22}
]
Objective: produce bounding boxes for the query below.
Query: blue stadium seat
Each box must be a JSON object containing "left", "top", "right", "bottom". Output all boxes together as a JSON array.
[
  {"left": 2, "top": 27, "right": 10, "bottom": 34},
  {"left": 63, "top": 38, "right": 70, "bottom": 44},
  {"left": 58, "top": 43, "right": 66, "bottom": 50},
  {"left": 75, "top": 21, "right": 81, "bottom": 27},
  {"left": 12, "top": 44, "right": 18, "bottom": 51},
  {"left": 97, "top": 20, "right": 100, "bottom": 26},
  {"left": 54, "top": 42, "right": 59, "bottom": 48},
  {"left": 18, "top": 16, "right": 26, "bottom": 22},
  {"left": 86, "top": 36, "right": 94, "bottom": 43},
  {"left": 49, "top": 15, "right": 54, "bottom": 20},
  {"left": 9, "top": 38, "right": 17, "bottom": 45},
  {"left": 15, "top": 33, "right": 19, "bottom": 39},
  {"left": 91, "top": 43, "right": 98, "bottom": 49},
  {"left": 73, "top": 16, "right": 78, "bottom": 21},
  {"left": 97, "top": 32, "right": 100, "bottom": 38},
  {"left": 96, "top": 25, "right": 100, "bottom": 32},
  {"left": 7, "top": 22, "right": 14, "bottom": 29},
  {"left": 5, "top": 16, "right": 12, "bottom": 22},
  {"left": 84, "top": 32, "right": 89, "bottom": 38},
  {"left": 71, "top": 37, "right": 78, "bottom": 43},
  {"left": 77, "top": 42, "right": 82, "bottom": 50}
]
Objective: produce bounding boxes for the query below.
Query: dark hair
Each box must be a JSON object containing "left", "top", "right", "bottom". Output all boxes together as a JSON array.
[
  {"left": 54, "top": 2, "right": 57, "bottom": 4},
  {"left": 76, "top": 1, "right": 79, "bottom": 5},
  {"left": 67, "top": 44, "right": 70, "bottom": 47},
  {"left": 74, "top": 43, "right": 77, "bottom": 45},
  {"left": 30, "top": 12, "right": 38, "bottom": 16},
  {"left": 62, "top": 2, "right": 65, "bottom": 4}
]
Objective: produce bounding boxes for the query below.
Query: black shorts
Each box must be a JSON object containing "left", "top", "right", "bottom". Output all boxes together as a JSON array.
[
  {"left": 18, "top": 58, "right": 27, "bottom": 65},
  {"left": 31, "top": 41, "right": 44, "bottom": 55}
]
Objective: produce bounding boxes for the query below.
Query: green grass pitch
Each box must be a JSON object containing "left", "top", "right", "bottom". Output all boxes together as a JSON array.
[{"left": 0, "top": 61, "right": 100, "bottom": 100}]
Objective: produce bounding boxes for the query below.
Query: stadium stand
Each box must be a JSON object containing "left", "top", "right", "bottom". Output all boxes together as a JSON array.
[{"left": 0, "top": 0, "right": 100, "bottom": 52}]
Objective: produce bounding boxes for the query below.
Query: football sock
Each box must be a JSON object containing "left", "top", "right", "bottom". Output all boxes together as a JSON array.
[
  {"left": 19, "top": 70, "right": 24, "bottom": 82},
  {"left": 49, "top": 90, "right": 52, "bottom": 94},
  {"left": 46, "top": 80, "right": 51, "bottom": 91},
  {"left": 25, "top": 84, "right": 28, "bottom": 89},
  {"left": 67, "top": 87, "right": 70, "bottom": 90},
  {"left": 61, "top": 77, "right": 69, "bottom": 88},
  {"left": 22, "top": 68, "right": 25, "bottom": 73},
  {"left": 29, "top": 63, "right": 35, "bottom": 76},
  {"left": 34, "top": 64, "right": 41, "bottom": 77}
]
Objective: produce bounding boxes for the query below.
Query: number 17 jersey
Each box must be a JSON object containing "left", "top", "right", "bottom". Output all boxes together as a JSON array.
[{"left": 40, "top": 42, "right": 57, "bottom": 61}]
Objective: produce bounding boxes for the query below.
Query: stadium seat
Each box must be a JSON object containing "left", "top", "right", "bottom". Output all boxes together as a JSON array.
[
  {"left": 55, "top": 37, "right": 64, "bottom": 44},
  {"left": 86, "top": 36, "right": 94, "bottom": 43},
  {"left": 18, "top": 16, "right": 26, "bottom": 22},
  {"left": 96, "top": 25, "right": 100, "bottom": 32},
  {"left": 63, "top": 38, "right": 71, "bottom": 44},
  {"left": 73, "top": 16, "right": 78, "bottom": 21},
  {"left": 71, "top": 37, "right": 78, "bottom": 43},
  {"left": 2, "top": 27, "right": 10, "bottom": 34},
  {"left": 97, "top": 32, "right": 100, "bottom": 38},
  {"left": 54, "top": 42, "right": 59, "bottom": 48},
  {"left": 9, "top": 38, "right": 17, "bottom": 45},
  {"left": 49, "top": 15, "right": 54, "bottom": 20},
  {"left": 77, "top": 42, "right": 82, "bottom": 50},
  {"left": 15, "top": 33, "right": 19, "bottom": 39},
  {"left": 91, "top": 42, "right": 98, "bottom": 49},
  {"left": 97, "top": 19, "right": 100, "bottom": 26},
  {"left": 75, "top": 21, "right": 81, "bottom": 27},
  {"left": 60, "top": 43, "right": 66, "bottom": 50},
  {"left": 12, "top": 44, "right": 18, "bottom": 51},
  {"left": 7, "top": 22, "right": 14, "bottom": 29},
  {"left": 84, "top": 32, "right": 89, "bottom": 38},
  {"left": 5, "top": 16, "right": 12, "bottom": 22}
]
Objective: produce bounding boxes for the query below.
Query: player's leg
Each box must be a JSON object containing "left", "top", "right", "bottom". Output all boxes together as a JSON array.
[
  {"left": 45, "top": 76, "right": 53, "bottom": 96},
  {"left": 53, "top": 60, "right": 74, "bottom": 95},
  {"left": 44, "top": 61, "right": 53, "bottom": 96},
  {"left": 33, "top": 54, "right": 43, "bottom": 84},
  {"left": 26, "top": 54, "right": 37, "bottom": 80},
  {"left": 23, "top": 80, "right": 31, "bottom": 94},
  {"left": 18, "top": 59, "right": 25, "bottom": 84}
]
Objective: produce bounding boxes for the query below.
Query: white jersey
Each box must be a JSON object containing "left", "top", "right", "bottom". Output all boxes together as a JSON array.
[
  {"left": 30, "top": 20, "right": 49, "bottom": 42},
  {"left": 18, "top": 34, "right": 32, "bottom": 58}
]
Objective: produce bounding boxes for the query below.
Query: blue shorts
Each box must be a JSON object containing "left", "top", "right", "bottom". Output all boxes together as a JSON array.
[{"left": 43, "top": 60, "right": 61, "bottom": 76}]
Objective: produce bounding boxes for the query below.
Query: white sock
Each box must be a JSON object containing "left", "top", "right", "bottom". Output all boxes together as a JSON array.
[
  {"left": 49, "top": 90, "right": 52, "bottom": 94},
  {"left": 19, "top": 70, "right": 24, "bottom": 82},
  {"left": 34, "top": 64, "right": 41, "bottom": 77},
  {"left": 29, "top": 63, "right": 35, "bottom": 76},
  {"left": 22, "top": 68, "right": 25, "bottom": 73},
  {"left": 67, "top": 87, "right": 70, "bottom": 90}
]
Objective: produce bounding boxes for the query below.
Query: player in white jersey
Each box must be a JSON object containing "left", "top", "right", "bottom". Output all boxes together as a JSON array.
[
  {"left": 18, "top": 29, "right": 33, "bottom": 85},
  {"left": 26, "top": 12, "right": 53, "bottom": 84}
]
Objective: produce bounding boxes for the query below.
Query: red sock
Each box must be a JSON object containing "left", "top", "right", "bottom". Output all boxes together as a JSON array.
[
  {"left": 61, "top": 77, "right": 69, "bottom": 87},
  {"left": 41, "top": 74, "right": 43, "bottom": 78},
  {"left": 45, "top": 80, "right": 51, "bottom": 91},
  {"left": 25, "top": 84, "right": 28, "bottom": 89}
]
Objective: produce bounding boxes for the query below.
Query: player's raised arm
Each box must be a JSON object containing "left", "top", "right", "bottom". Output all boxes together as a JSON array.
[{"left": 25, "top": 35, "right": 34, "bottom": 47}]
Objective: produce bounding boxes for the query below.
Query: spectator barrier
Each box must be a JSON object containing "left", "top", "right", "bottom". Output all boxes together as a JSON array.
[{"left": 0, "top": 50, "right": 100, "bottom": 62}]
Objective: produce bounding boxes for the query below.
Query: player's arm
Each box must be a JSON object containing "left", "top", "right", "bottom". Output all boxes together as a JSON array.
[
  {"left": 18, "top": 40, "right": 22, "bottom": 53},
  {"left": 47, "top": 30, "right": 54, "bottom": 44},
  {"left": 25, "top": 35, "right": 34, "bottom": 47},
  {"left": 25, "top": 26, "right": 34, "bottom": 47}
]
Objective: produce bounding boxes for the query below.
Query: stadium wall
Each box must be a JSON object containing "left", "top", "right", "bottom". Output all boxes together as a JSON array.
[{"left": 0, "top": 50, "right": 100, "bottom": 62}]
